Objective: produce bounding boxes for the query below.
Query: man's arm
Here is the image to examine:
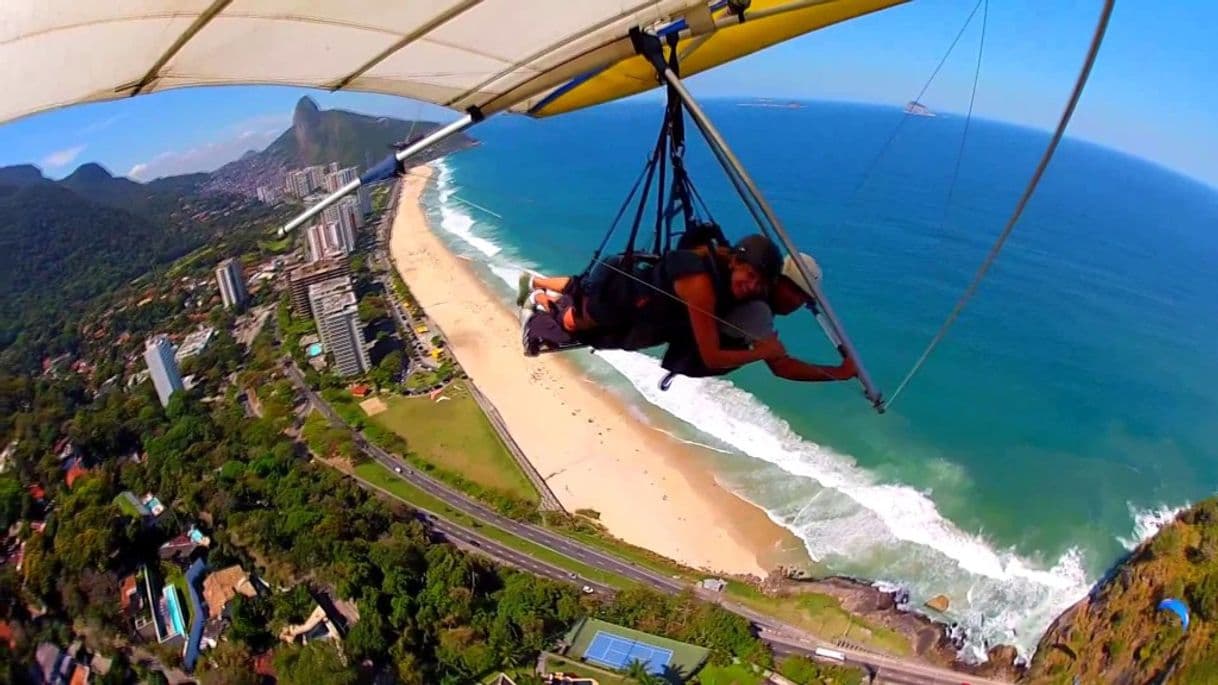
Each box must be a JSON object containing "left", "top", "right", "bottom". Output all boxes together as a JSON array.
[
  {"left": 766, "top": 354, "right": 857, "bottom": 382},
  {"left": 673, "top": 274, "right": 775, "bottom": 369}
]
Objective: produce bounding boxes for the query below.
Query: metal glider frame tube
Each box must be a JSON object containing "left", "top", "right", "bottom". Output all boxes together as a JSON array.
[
  {"left": 660, "top": 68, "right": 885, "bottom": 411},
  {"left": 279, "top": 112, "right": 480, "bottom": 236}
]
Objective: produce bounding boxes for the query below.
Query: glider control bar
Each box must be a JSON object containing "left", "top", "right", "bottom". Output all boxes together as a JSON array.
[{"left": 279, "top": 109, "right": 484, "bottom": 237}]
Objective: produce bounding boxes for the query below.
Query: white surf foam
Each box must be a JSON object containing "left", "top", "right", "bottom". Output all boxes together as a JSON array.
[
  {"left": 650, "top": 426, "right": 735, "bottom": 455},
  {"left": 600, "top": 351, "right": 1067, "bottom": 579},
  {"left": 433, "top": 159, "right": 502, "bottom": 258},
  {"left": 1117, "top": 502, "right": 1187, "bottom": 551},
  {"left": 488, "top": 264, "right": 522, "bottom": 290}
]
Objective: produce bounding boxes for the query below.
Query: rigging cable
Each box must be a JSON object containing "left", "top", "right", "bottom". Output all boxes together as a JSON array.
[
  {"left": 942, "top": 0, "right": 988, "bottom": 223},
  {"left": 837, "top": 0, "right": 988, "bottom": 224},
  {"left": 883, "top": 0, "right": 1116, "bottom": 411}
]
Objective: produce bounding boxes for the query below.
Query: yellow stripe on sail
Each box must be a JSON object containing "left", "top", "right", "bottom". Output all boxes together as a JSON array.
[{"left": 530, "top": 0, "right": 907, "bottom": 118}]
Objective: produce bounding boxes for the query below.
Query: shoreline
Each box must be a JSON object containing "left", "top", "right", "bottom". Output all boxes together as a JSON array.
[{"left": 389, "top": 164, "right": 809, "bottom": 578}]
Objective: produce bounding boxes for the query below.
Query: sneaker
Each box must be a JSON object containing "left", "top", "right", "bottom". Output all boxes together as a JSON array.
[
  {"left": 515, "top": 272, "right": 534, "bottom": 308},
  {"left": 527, "top": 289, "right": 551, "bottom": 311},
  {"left": 521, "top": 308, "right": 539, "bottom": 356}
]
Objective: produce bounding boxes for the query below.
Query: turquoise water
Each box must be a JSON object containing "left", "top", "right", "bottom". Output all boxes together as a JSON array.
[
  {"left": 307, "top": 342, "right": 323, "bottom": 357},
  {"left": 164, "top": 584, "right": 186, "bottom": 637},
  {"left": 420, "top": 100, "right": 1218, "bottom": 658}
]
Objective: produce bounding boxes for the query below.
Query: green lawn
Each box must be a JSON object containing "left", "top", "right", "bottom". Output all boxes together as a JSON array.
[
  {"left": 722, "top": 581, "right": 910, "bottom": 656},
  {"left": 166, "top": 245, "right": 214, "bottom": 278},
  {"left": 544, "top": 654, "right": 635, "bottom": 684},
  {"left": 371, "top": 381, "right": 536, "bottom": 500},
  {"left": 353, "top": 461, "right": 635, "bottom": 590},
  {"left": 692, "top": 663, "right": 763, "bottom": 685},
  {"left": 258, "top": 236, "right": 294, "bottom": 254}
]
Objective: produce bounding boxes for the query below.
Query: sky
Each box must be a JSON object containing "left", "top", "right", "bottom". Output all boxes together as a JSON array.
[{"left": 0, "top": 0, "right": 1214, "bottom": 187}]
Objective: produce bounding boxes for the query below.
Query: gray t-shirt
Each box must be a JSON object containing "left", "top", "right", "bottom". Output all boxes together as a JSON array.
[{"left": 719, "top": 300, "right": 775, "bottom": 343}]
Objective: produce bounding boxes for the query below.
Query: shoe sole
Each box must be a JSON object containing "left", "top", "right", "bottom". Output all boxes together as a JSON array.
[
  {"left": 515, "top": 272, "right": 532, "bottom": 308},
  {"left": 521, "top": 307, "right": 538, "bottom": 356}
]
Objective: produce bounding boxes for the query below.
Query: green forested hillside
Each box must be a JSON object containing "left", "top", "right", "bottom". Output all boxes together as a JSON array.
[{"left": 1027, "top": 499, "right": 1218, "bottom": 684}]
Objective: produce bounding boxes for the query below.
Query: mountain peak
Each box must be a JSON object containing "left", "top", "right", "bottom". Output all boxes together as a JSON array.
[
  {"left": 206, "top": 98, "right": 477, "bottom": 194},
  {"left": 293, "top": 96, "right": 322, "bottom": 127},
  {"left": 66, "top": 162, "right": 117, "bottom": 182},
  {"left": 0, "top": 164, "right": 49, "bottom": 188}
]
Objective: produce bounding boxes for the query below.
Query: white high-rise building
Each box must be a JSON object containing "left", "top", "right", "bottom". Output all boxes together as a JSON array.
[
  {"left": 321, "top": 203, "right": 341, "bottom": 226},
  {"left": 304, "top": 165, "right": 325, "bottom": 191},
  {"left": 342, "top": 195, "right": 365, "bottom": 229},
  {"left": 256, "top": 185, "right": 281, "bottom": 204},
  {"left": 315, "top": 199, "right": 358, "bottom": 257},
  {"left": 308, "top": 277, "right": 369, "bottom": 377},
  {"left": 144, "top": 335, "right": 184, "bottom": 408},
  {"left": 215, "top": 258, "right": 248, "bottom": 310},
  {"left": 337, "top": 196, "right": 360, "bottom": 242},
  {"left": 323, "top": 171, "right": 341, "bottom": 194},
  {"left": 325, "top": 166, "right": 357, "bottom": 193},
  {"left": 306, "top": 223, "right": 334, "bottom": 263},
  {"left": 325, "top": 166, "right": 371, "bottom": 215},
  {"left": 285, "top": 169, "right": 311, "bottom": 198},
  {"left": 325, "top": 220, "right": 356, "bottom": 256}
]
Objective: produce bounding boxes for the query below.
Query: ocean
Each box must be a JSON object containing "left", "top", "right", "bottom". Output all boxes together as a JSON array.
[{"left": 415, "top": 100, "right": 1218, "bottom": 659}]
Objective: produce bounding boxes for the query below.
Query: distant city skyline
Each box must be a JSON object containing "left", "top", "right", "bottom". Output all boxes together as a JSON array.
[{"left": 0, "top": 1, "right": 1213, "bottom": 187}]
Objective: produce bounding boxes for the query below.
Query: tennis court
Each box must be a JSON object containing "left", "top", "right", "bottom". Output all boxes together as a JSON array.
[
  {"left": 564, "top": 617, "right": 709, "bottom": 682},
  {"left": 584, "top": 630, "right": 674, "bottom": 674}
]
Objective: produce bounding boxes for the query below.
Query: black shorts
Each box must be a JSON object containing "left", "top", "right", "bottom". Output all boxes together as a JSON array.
[{"left": 577, "top": 254, "right": 660, "bottom": 329}]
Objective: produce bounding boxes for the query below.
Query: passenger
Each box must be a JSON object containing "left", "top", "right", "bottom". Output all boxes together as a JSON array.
[{"left": 669, "top": 252, "right": 857, "bottom": 382}]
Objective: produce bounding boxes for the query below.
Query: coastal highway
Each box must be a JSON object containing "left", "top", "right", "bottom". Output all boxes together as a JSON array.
[
  {"left": 352, "top": 470, "right": 616, "bottom": 596},
  {"left": 284, "top": 360, "right": 1006, "bottom": 685}
]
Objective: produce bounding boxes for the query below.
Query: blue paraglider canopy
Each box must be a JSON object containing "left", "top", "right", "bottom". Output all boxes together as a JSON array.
[{"left": 1158, "top": 598, "right": 1190, "bottom": 630}]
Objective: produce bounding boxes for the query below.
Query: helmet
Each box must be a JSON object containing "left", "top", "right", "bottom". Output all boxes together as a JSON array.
[
  {"left": 781, "top": 253, "right": 822, "bottom": 299},
  {"left": 732, "top": 234, "right": 782, "bottom": 281}
]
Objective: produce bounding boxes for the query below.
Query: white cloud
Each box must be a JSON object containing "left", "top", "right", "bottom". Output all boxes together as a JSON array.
[
  {"left": 125, "top": 114, "right": 289, "bottom": 181},
  {"left": 78, "top": 114, "right": 127, "bottom": 135},
  {"left": 41, "top": 144, "right": 86, "bottom": 168}
]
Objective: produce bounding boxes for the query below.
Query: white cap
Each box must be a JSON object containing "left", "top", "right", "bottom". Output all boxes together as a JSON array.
[{"left": 781, "top": 253, "right": 822, "bottom": 299}]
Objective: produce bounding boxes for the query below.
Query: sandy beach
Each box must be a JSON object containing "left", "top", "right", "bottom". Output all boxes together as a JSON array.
[{"left": 389, "top": 166, "right": 804, "bottom": 577}]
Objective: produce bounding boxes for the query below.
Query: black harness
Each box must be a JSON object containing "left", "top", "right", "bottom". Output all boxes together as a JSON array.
[{"left": 530, "top": 32, "right": 764, "bottom": 387}]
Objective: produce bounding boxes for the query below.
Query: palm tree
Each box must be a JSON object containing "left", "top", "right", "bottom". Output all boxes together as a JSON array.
[{"left": 625, "top": 659, "right": 659, "bottom": 685}]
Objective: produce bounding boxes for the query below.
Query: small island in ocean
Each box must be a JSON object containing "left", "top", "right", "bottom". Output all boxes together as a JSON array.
[
  {"left": 739, "top": 97, "right": 805, "bottom": 109},
  {"left": 904, "top": 100, "right": 935, "bottom": 116}
]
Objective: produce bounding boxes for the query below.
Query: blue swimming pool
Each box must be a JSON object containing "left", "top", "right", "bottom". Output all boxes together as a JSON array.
[
  {"left": 307, "top": 342, "right": 323, "bottom": 357},
  {"left": 163, "top": 585, "right": 186, "bottom": 637}
]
